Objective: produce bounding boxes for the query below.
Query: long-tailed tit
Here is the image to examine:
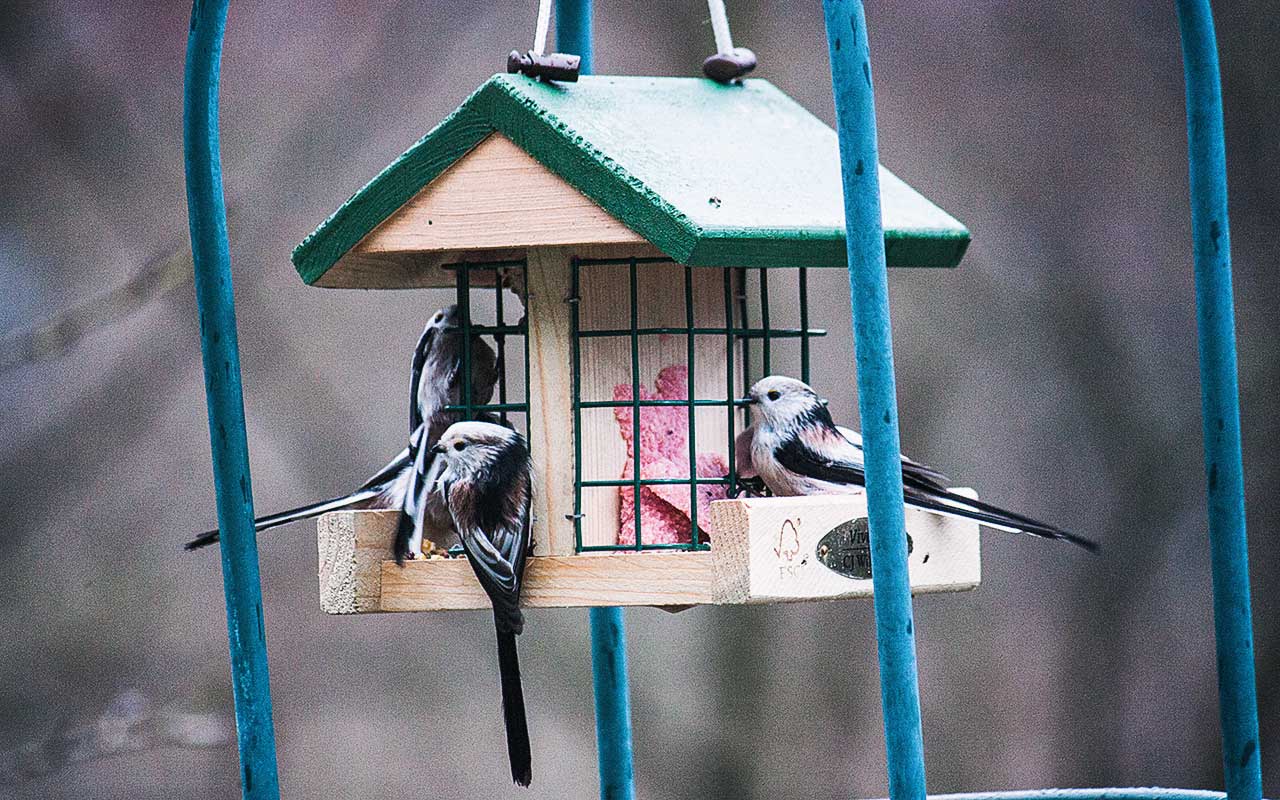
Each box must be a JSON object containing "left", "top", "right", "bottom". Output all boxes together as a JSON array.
[
  {"left": 429, "top": 421, "right": 534, "bottom": 786},
  {"left": 741, "top": 376, "right": 1098, "bottom": 551},
  {"left": 396, "top": 304, "right": 503, "bottom": 561},
  {"left": 185, "top": 305, "right": 498, "bottom": 552}
]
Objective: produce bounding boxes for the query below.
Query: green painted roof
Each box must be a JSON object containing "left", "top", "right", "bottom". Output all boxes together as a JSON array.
[{"left": 293, "top": 74, "right": 969, "bottom": 284}]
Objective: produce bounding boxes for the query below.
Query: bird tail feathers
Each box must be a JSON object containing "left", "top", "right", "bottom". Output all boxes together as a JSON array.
[
  {"left": 496, "top": 625, "right": 532, "bottom": 787},
  {"left": 183, "top": 487, "right": 384, "bottom": 551},
  {"left": 907, "top": 491, "right": 1098, "bottom": 552}
]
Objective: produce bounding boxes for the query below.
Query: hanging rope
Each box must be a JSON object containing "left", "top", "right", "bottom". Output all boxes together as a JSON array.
[
  {"left": 707, "top": 0, "right": 734, "bottom": 54},
  {"left": 702, "top": 0, "right": 756, "bottom": 82},
  {"left": 532, "top": 0, "right": 552, "bottom": 56}
]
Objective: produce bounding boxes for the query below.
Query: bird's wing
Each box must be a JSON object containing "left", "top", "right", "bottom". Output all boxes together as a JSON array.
[
  {"left": 408, "top": 326, "right": 435, "bottom": 435},
  {"left": 834, "top": 425, "right": 950, "bottom": 490},
  {"left": 470, "top": 335, "right": 500, "bottom": 406},
  {"left": 777, "top": 426, "right": 869, "bottom": 487},
  {"left": 447, "top": 481, "right": 529, "bottom": 599}
]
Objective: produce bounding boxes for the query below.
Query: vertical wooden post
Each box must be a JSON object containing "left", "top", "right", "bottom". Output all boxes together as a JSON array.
[
  {"left": 1174, "top": 3, "right": 1262, "bottom": 798},
  {"left": 525, "top": 247, "right": 578, "bottom": 556},
  {"left": 183, "top": 1, "right": 281, "bottom": 797},
  {"left": 822, "top": 2, "right": 927, "bottom": 799}
]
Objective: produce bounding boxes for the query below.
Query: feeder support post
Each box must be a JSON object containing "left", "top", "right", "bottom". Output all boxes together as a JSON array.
[
  {"left": 556, "top": 0, "right": 593, "bottom": 73},
  {"left": 184, "top": 1, "right": 282, "bottom": 797},
  {"left": 555, "top": 3, "right": 637, "bottom": 799},
  {"left": 822, "top": 2, "right": 928, "bottom": 799},
  {"left": 1174, "top": 3, "right": 1262, "bottom": 798}
]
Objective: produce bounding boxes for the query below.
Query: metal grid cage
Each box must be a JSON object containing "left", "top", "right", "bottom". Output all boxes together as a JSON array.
[
  {"left": 569, "top": 256, "right": 824, "bottom": 553},
  {"left": 445, "top": 260, "right": 530, "bottom": 433}
]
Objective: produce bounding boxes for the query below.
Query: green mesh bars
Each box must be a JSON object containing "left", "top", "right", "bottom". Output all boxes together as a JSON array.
[
  {"left": 443, "top": 261, "right": 531, "bottom": 430},
  {"left": 567, "top": 257, "right": 823, "bottom": 553}
]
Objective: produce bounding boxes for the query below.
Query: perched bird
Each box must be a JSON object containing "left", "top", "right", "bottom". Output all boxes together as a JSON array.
[
  {"left": 740, "top": 375, "right": 1098, "bottom": 551},
  {"left": 410, "top": 304, "right": 499, "bottom": 444},
  {"left": 396, "top": 305, "right": 501, "bottom": 561},
  {"left": 429, "top": 421, "right": 534, "bottom": 786},
  {"left": 185, "top": 305, "right": 498, "bottom": 552}
]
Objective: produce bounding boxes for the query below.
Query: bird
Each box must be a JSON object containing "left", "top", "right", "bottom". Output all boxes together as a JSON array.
[
  {"left": 396, "top": 304, "right": 503, "bottom": 562},
  {"left": 428, "top": 420, "right": 534, "bottom": 786},
  {"left": 185, "top": 305, "right": 498, "bottom": 552},
  {"left": 739, "top": 375, "right": 1098, "bottom": 551}
]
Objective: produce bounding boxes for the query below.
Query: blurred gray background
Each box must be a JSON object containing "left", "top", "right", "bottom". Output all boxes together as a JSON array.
[{"left": 1, "top": 1, "right": 1276, "bottom": 798}]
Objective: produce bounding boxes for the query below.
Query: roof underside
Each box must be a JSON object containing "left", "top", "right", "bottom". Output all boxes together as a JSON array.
[{"left": 293, "top": 74, "right": 970, "bottom": 285}]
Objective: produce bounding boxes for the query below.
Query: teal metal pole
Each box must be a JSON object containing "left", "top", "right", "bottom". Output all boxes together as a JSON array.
[
  {"left": 822, "top": 2, "right": 927, "bottom": 799},
  {"left": 556, "top": 3, "right": 635, "bottom": 798},
  {"left": 1174, "top": 3, "right": 1262, "bottom": 799},
  {"left": 184, "top": 1, "right": 281, "bottom": 797},
  {"left": 555, "top": 0, "right": 592, "bottom": 72},
  {"left": 589, "top": 606, "right": 636, "bottom": 800}
]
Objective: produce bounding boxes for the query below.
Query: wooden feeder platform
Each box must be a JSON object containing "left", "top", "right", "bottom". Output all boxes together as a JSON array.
[{"left": 317, "top": 494, "right": 980, "bottom": 614}]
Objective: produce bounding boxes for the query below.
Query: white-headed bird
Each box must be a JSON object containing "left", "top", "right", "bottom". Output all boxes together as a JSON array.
[
  {"left": 741, "top": 376, "right": 1097, "bottom": 551},
  {"left": 428, "top": 420, "right": 534, "bottom": 786}
]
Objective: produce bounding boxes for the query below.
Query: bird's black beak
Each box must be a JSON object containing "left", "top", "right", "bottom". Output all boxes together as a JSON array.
[
  {"left": 740, "top": 395, "right": 758, "bottom": 405},
  {"left": 430, "top": 444, "right": 446, "bottom": 455}
]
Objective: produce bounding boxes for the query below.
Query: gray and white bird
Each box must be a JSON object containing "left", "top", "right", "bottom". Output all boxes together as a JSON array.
[
  {"left": 428, "top": 420, "right": 534, "bottom": 786},
  {"left": 185, "top": 305, "right": 498, "bottom": 552},
  {"left": 396, "top": 304, "right": 502, "bottom": 561},
  {"left": 739, "top": 375, "right": 1098, "bottom": 551}
]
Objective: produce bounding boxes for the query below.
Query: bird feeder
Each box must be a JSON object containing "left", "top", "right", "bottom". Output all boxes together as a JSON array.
[{"left": 299, "top": 74, "right": 981, "bottom": 613}]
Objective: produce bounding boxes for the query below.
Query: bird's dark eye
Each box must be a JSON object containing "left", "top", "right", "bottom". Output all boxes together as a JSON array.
[
  {"left": 453, "top": 441, "right": 466, "bottom": 451},
  {"left": 767, "top": 390, "right": 781, "bottom": 401}
]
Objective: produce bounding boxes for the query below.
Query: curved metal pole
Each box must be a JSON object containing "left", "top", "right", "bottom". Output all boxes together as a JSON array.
[
  {"left": 1174, "top": 3, "right": 1262, "bottom": 799},
  {"left": 556, "top": 4, "right": 636, "bottom": 799},
  {"left": 184, "top": 1, "right": 281, "bottom": 797},
  {"left": 822, "top": 2, "right": 927, "bottom": 799}
]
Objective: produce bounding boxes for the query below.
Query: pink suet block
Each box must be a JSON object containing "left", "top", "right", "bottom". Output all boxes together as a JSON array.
[{"left": 613, "top": 364, "right": 729, "bottom": 545}]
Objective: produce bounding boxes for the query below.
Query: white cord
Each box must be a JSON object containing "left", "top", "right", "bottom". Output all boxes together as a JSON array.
[
  {"left": 533, "top": 0, "right": 552, "bottom": 56},
  {"left": 707, "top": 0, "right": 734, "bottom": 54}
]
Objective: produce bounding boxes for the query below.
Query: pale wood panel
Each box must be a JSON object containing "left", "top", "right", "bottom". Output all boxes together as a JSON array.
[
  {"left": 355, "top": 133, "right": 646, "bottom": 255},
  {"left": 318, "top": 510, "right": 397, "bottom": 614},
  {"left": 316, "top": 496, "right": 980, "bottom": 612},
  {"left": 381, "top": 552, "right": 717, "bottom": 611},
  {"left": 709, "top": 491, "right": 982, "bottom": 604},
  {"left": 577, "top": 262, "right": 743, "bottom": 547},
  {"left": 524, "top": 248, "right": 577, "bottom": 555},
  {"left": 316, "top": 242, "right": 668, "bottom": 289}
]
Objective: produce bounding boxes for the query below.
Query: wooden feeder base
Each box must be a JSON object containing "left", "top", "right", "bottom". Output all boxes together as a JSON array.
[{"left": 316, "top": 494, "right": 981, "bottom": 614}]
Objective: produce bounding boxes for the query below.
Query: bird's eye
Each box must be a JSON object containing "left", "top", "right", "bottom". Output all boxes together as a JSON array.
[
  {"left": 453, "top": 441, "right": 466, "bottom": 451},
  {"left": 767, "top": 390, "right": 781, "bottom": 401}
]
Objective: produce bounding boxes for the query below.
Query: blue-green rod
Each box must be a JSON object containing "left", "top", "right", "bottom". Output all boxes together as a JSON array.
[
  {"left": 556, "top": 0, "right": 593, "bottom": 72},
  {"left": 1175, "top": 2, "right": 1262, "bottom": 798},
  {"left": 559, "top": 1, "right": 636, "bottom": 797},
  {"left": 183, "top": 0, "right": 281, "bottom": 797},
  {"left": 822, "top": 2, "right": 927, "bottom": 798}
]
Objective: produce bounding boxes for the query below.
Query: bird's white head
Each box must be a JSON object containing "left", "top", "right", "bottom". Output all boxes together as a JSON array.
[
  {"left": 420, "top": 304, "right": 463, "bottom": 344},
  {"left": 431, "top": 420, "right": 523, "bottom": 477},
  {"left": 747, "top": 375, "right": 824, "bottom": 430}
]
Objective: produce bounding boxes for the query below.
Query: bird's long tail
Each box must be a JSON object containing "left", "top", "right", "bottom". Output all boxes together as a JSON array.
[
  {"left": 496, "top": 624, "right": 533, "bottom": 787},
  {"left": 905, "top": 489, "right": 1098, "bottom": 552},
  {"left": 183, "top": 488, "right": 384, "bottom": 551}
]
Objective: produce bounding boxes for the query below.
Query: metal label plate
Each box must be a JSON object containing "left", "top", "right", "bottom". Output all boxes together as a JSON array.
[{"left": 816, "top": 517, "right": 913, "bottom": 580}]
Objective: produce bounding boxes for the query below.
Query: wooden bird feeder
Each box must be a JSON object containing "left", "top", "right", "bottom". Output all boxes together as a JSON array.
[{"left": 296, "top": 74, "right": 981, "bottom": 613}]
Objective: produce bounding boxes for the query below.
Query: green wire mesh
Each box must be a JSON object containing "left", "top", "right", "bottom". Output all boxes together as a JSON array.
[{"left": 569, "top": 257, "right": 823, "bottom": 554}]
